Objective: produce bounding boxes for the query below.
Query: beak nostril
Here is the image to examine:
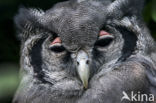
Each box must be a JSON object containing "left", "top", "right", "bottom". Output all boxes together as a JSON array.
[{"left": 86, "top": 60, "right": 89, "bottom": 64}]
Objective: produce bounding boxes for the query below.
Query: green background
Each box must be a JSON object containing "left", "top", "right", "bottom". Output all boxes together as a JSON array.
[{"left": 0, "top": 0, "right": 156, "bottom": 103}]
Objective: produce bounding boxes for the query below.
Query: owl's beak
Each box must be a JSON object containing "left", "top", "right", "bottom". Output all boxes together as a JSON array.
[{"left": 76, "top": 50, "right": 90, "bottom": 89}]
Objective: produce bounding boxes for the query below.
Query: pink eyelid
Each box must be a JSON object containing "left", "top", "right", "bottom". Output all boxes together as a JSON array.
[
  {"left": 99, "top": 30, "right": 111, "bottom": 36},
  {"left": 51, "top": 37, "right": 61, "bottom": 45}
]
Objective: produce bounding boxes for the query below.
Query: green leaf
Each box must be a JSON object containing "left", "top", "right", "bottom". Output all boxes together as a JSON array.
[
  {"left": 143, "top": 1, "right": 152, "bottom": 23},
  {"left": 151, "top": 0, "right": 156, "bottom": 22}
]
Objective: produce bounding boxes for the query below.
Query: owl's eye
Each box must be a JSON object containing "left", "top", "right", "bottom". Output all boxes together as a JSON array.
[
  {"left": 49, "top": 37, "right": 65, "bottom": 53},
  {"left": 49, "top": 45, "right": 65, "bottom": 53},
  {"left": 95, "top": 30, "right": 114, "bottom": 48}
]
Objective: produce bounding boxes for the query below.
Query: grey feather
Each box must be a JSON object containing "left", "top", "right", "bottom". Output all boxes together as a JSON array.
[{"left": 13, "top": 0, "right": 156, "bottom": 103}]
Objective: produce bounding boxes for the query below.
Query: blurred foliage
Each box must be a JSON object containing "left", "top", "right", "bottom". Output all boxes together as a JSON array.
[
  {"left": 0, "top": 0, "right": 156, "bottom": 103},
  {"left": 0, "top": 64, "right": 19, "bottom": 103},
  {"left": 143, "top": 0, "right": 156, "bottom": 38}
]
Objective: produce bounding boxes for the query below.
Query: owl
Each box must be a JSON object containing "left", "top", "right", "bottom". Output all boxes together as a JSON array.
[{"left": 13, "top": 0, "right": 156, "bottom": 103}]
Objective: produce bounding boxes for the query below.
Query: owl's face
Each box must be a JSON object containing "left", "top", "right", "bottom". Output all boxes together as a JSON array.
[
  {"left": 15, "top": 0, "right": 146, "bottom": 89},
  {"left": 42, "top": 28, "right": 120, "bottom": 88}
]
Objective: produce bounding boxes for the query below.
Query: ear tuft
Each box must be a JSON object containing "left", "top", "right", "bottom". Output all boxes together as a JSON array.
[
  {"left": 14, "top": 7, "right": 44, "bottom": 41},
  {"left": 108, "top": 0, "right": 145, "bottom": 19}
]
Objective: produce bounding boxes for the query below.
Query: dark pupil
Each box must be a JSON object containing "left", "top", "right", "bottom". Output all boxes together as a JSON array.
[
  {"left": 95, "top": 38, "right": 113, "bottom": 47},
  {"left": 50, "top": 46, "right": 65, "bottom": 53}
]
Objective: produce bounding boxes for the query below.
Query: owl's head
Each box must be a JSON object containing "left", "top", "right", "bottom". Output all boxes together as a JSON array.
[{"left": 15, "top": 0, "right": 153, "bottom": 88}]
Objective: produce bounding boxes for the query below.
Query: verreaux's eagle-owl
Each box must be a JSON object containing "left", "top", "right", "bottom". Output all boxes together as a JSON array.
[{"left": 13, "top": 0, "right": 156, "bottom": 103}]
